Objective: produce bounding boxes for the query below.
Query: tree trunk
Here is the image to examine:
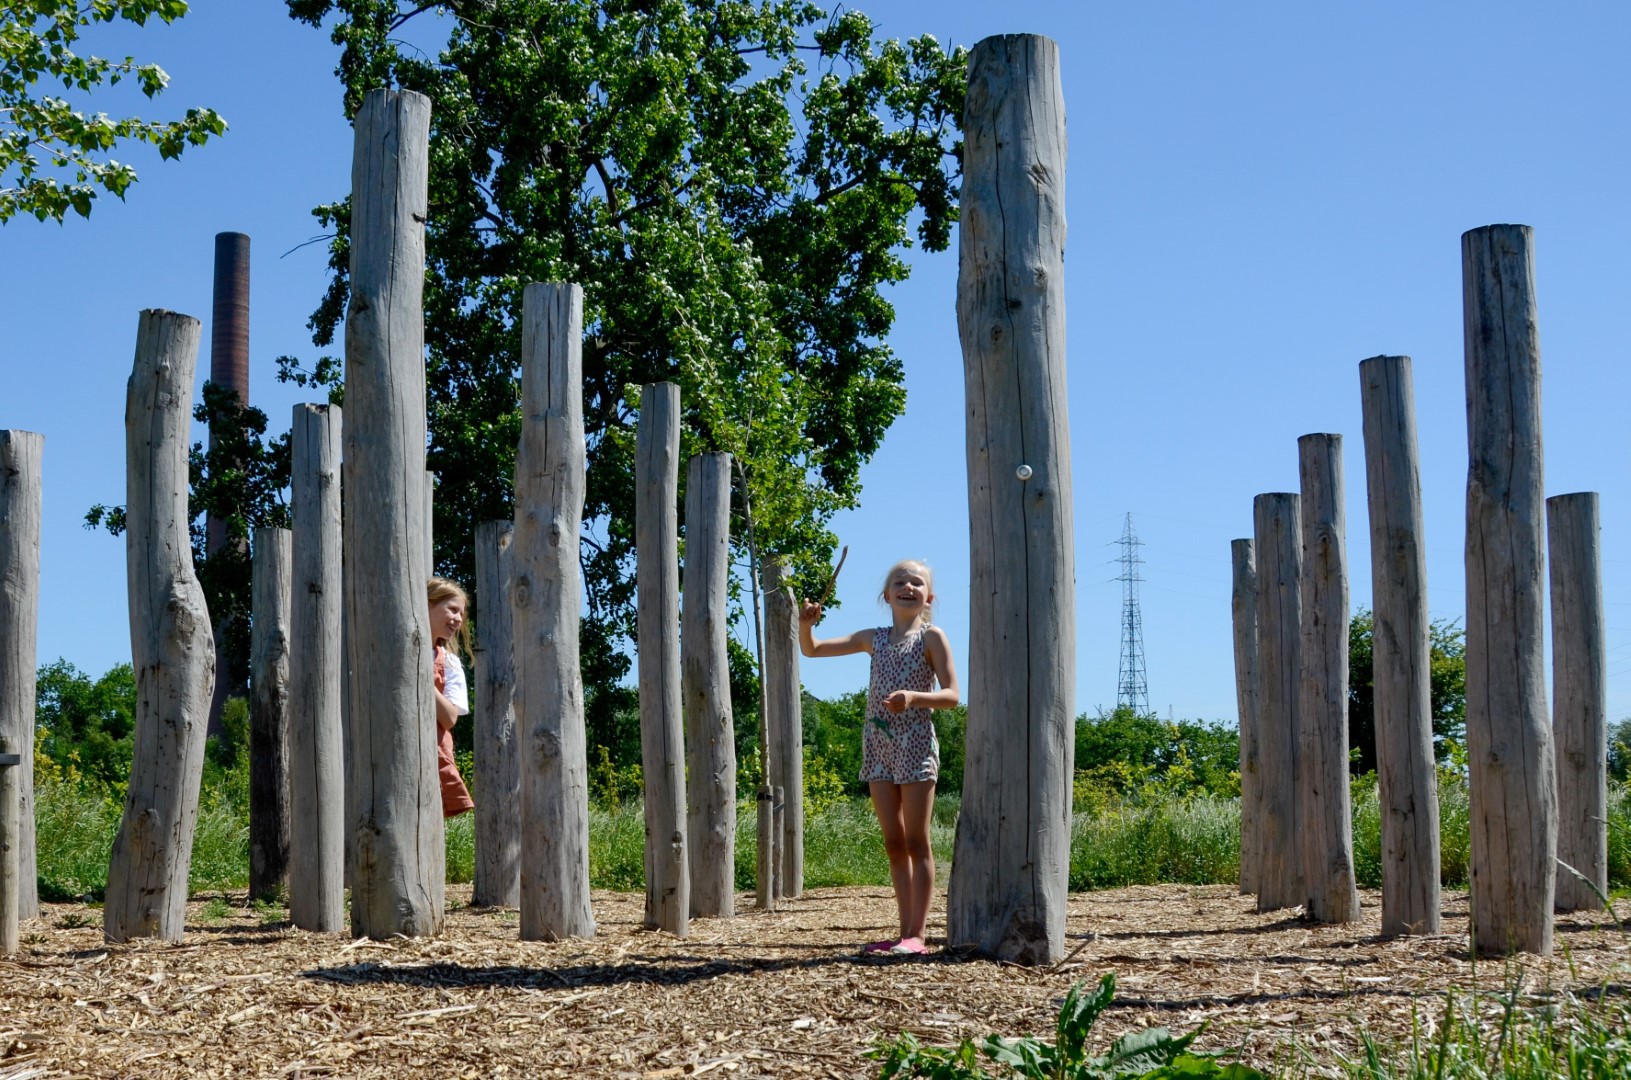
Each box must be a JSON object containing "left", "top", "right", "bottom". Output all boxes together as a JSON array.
[
  {"left": 1548, "top": 492, "right": 1605, "bottom": 912},
  {"left": 1230, "top": 538, "right": 1260, "bottom": 896},
  {"left": 946, "top": 33, "right": 1074, "bottom": 967},
  {"left": 514, "top": 282, "right": 595, "bottom": 940},
  {"left": 1359, "top": 355, "right": 1441, "bottom": 935},
  {"left": 683, "top": 453, "right": 735, "bottom": 918},
  {"left": 343, "top": 88, "right": 443, "bottom": 939},
  {"left": 1, "top": 737, "right": 19, "bottom": 956},
  {"left": 0, "top": 429, "right": 42, "bottom": 920},
  {"left": 289, "top": 403, "right": 346, "bottom": 930},
  {"left": 1297, "top": 434, "right": 1361, "bottom": 924},
  {"left": 756, "top": 786, "right": 776, "bottom": 911},
  {"left": 473, "top": 520, "right": 520, "bottom": 908},
  {"left": 636, "top": 381, "right": 688, "bottom": 936},
  {"left": 1462, "top": 223, "right": 1556, "bottom": 956},
  {"left": 772, "top": 786, "right": 786, "bottom": 903},
  {"left": 105, "top": 310, "right": 216, "bottom": 943},
  {"left": 762, "top": 558, "right": 803, "bottom": 899},
  {"left": 1253, "top": 492, "right": 1302, "bottom": 913},
  {"left": 248, "top": 526, "right": 291, "bottom": 903}
]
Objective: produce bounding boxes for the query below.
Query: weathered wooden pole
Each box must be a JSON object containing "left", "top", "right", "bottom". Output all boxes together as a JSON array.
[
  {"left": 343, "top": 88, "right": 443, "bottom": 939},
  {"left": 1297, "top": 434, "right": 1361, "bottom": 924},
  {"left": 1462, "top": 224, "right": 1556, "bottom": 955},
  {"left": 946, "top": 33, "right": 1074, "bottom": 966},
  {"left": 1252, "top": 493, "right": 1302, "bottom": 913},
  {"left": 248, "top": 526, "right": 291, "bottom": 903},
  {"left": 755, "top": 787, "right": 775, "bottom": 911},
  {"left": 763, "top": 558, "right": 804, "bottom": 898},
  {"left": 289, "top": 404, "right": 346, "bottom": 930},
  {"left": 1548, "top": 492, "right": 1605, "bottom": 912},
  {"left": 1359, "top": 355, "right": 1441, "bottom": 935},
  {"left": 1230, "top": 538, "right": 1260, "bottom": 896},
  {"left": 772, "top": 785, "right": 786, "bottom": 903},
  {"left": 514, "top": 282, "right": 595, "bottom": 940},
  {"left": 682, "top": 453, "right": 736, "bottom": 918},
  {"left": 0, "top": 429, "right": 42, "bottom": 920},
  {"left": 636, "top": 381, "right": 689, "bottom": 936},
  {"left": 105, "top": 310, "right": 216, "bottom": 943},
  {"left": 1, "top": 737, "right": 19, "bottom": 956},
  {"left": 473, "top": 520, "right": 520, "bottom": 908}
]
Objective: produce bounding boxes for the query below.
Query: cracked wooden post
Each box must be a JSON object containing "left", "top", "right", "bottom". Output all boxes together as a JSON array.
[
  {"left": 105, "top": 310, "right": 215, "bottom": 943},
  {"left": 1230, "top": 538, "right": 1260, "bottom": 896},
  {"left": 1, "top": 737, "right": 19, "bottom": 956},
  {"left": 1462, "top": 223, "right": 1556, "bottom": 955},
  {"left": 249, "top": 526, "right": 292, "bottom": 903},
  {"left": 1359, "top": 355, "right": 1441, "bottom": 935},
  {"left": 1548, "top": 492, "right": 1605, "bottom": 913},
  {"left": 343, "top": 88, "right": 443, "bottom": 939},
  {"left": 515, "top": 282, "right": 595, "bottom": 940},
  {"left": 1297, "top": 434, "right": 1360, "bottom": 924},
  {"left": 763, "top": 558, "right": 803, "bottom": 899},
  {"left": 683, "top": 453, "right": 736, "bottom": 918},
  {"left": 946, "top": 32, "right": 1074, "bottom": 965},
  {"left": 289, "top": 404, "right": 346, "bottom": 931},
  {"left": 636, "top": 381, "right": 688, "bottom": 936},
  {"left": 0, "top": 429, "right": 42, "bottom": 921},
  {"left": 1253, "top": 492, "right": 1302, "bottom": 913},
  {"left": 474, "top": 520, "right": 520, "bottom": 909}
]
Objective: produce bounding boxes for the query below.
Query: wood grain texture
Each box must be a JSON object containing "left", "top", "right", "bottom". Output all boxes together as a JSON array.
[
  {"left": 1253, "top": 493, "right": 1302, "bottom": 914},
  {"left": 1461, "top": 223, "right": 1556, "bottom": 955},
  {"left": 105, "top": 310, "right": 215, "bottom": 943},
  {"left": 514, "top": 282, "right": 595, "bottom": 940},
  {"left": 1297, "top": 435, "right": 1360, "bottom": 924},
  {"left": 289, "top": 404, "right": 346, "bottom": 931},
  {"left": 248, "top": 526, "right": 291, "bottom": 904},
  {"left": 1548, "top": 492, "right": 1605, "bottom": 912},
  {"left": 0, "top": 429, "right": 41, "bottom": 920},
  {"left": 1230, "top": 539, "right": 1260, "bottom": 896},
  {"left": 342, "top": 88, "right": 444, "bottom": 939},
  {"left": 1359, "top": 355, "right": 1441, "bottom": 935},
  {"left": 756, "top": 786, "right": 776, "bottom": 911},
  {"left": 763, "top": 559, "right": 803, "bottom": 899},
  {"left": 0, "top": 736, "right": 17, "bottom": 955},
  {"left": 473, "top": 520, "right": 519, "bottom": 909}
]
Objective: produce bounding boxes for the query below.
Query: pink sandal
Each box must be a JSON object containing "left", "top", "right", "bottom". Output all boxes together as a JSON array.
[
  {"left": 861, "top": 938, "right": 899, "bottom": 954},
  {"left": 888, "top": 937, "right": 930, "bottom": 955}
]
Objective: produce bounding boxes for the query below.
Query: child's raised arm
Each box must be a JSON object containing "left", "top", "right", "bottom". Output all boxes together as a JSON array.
[{"left": 798, "top": 600, "right": 873, "bottom": 658}]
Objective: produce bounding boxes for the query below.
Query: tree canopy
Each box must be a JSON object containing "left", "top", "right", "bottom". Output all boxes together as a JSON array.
[
  {"left": 1347, "top": 607, "right": 1467, "bottom": 775},
  {"left": 1, "top": 0, "right": 224, "bottom": 222}
]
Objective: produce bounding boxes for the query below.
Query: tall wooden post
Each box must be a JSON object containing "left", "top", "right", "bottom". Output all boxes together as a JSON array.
[
  {"left": 1230, "top": 538, "right": 1260, "bottom": 896},
  {"left": 763, "top": 558, "right": 804, "bottom": 898},
  {"left": 248, "top": 527, "right": 292, "bottom": 903},
  {"left": 1253, "top": 493, "right": 1302, "bottom": 913},
  {"left": 947, "top": 33, "right": 1074, "bottom": 965},
  {"left": 637, "top": 381, "right": 688, "bottom": 936},
  {"left": 1548, "top": 492, "right": 1605, "bottom": 912},
  {"left": 1359, "top": 355, "right": 1441, "bottom": 935},
  {"left": 289, "top": 404, "right": 346, "bottom": 930},
  {"left": 343, "top": 88, "right": 443, "bottom": 939},
  {"left": 514, "top": 282, "right": 595, "bottom": 940},
  {"left": 105, "top": 310, "right": 216, "bottom": 943},
  {"left": 1, "top": 737, "right": 19, "bottom": 956},
  {"left": 683, "top": 453, "right": 736, "bottom": 918},
  {"left": 0, "top": 430, "right": 42, "bottom": 920},
  {"left": 1462, "top": 223, "right": 1555, "bottom": 955},
  {"left": 1297, "top": 434, "right": 1360, "bottom": 923},
  {"left": 473, "top": 520, "right": 520, "bottom": 908}
]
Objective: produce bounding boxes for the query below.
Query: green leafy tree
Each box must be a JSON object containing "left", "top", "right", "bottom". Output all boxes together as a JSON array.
[
  {"left": 281, "top": 0, "right": 967, "bottom": 739},
  {"left": 1, "top": 0, "right": 225, "bottom": 222},
  {"left": 1347, "top": 607, "right": 1467, "bottom": 775},
  {"left": 34, "top": 659, "right": 137, "bottom": 791},
  {"left": 1074, "top": 705, "right": 1240, "bottom": 798}
]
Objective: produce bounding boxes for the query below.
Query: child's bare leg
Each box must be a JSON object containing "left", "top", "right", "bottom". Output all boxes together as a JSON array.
[
  {"left": 869, "top": 781, "right": 912, "bottom": 938},
  {"left": 898, "top": 780, "right": 936, "bottom": 941}
]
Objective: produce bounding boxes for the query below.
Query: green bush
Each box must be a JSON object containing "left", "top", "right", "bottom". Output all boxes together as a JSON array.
[{"left": 1069, "top": 796, "right": 1239, "bottom": 890}]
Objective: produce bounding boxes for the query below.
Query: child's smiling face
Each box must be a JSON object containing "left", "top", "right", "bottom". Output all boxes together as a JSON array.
[
  {"left": 884, "top": 563, "right": 933, "bottom": 617},
  {"left": 430, "top": 595, "right": 465, "bottom": 644}
]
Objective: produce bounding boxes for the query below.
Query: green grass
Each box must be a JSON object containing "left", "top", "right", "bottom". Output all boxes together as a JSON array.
[{"left": 1069, "top": 794, "right": 1241, "bottom": 890}]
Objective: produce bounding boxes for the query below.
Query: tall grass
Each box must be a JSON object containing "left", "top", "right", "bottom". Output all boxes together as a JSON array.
[{"left": 1069, "top": 795, "right": 1240, "bottom": 890}]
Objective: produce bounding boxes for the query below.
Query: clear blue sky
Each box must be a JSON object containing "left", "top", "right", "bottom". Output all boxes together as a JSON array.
[{"left": 4, "top": 1, "right": 1627, "bottom": 724}]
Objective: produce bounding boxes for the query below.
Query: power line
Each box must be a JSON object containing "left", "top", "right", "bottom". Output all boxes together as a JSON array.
[{"left": 1116, "top": 512, "right": 1149, "bottom": 714}]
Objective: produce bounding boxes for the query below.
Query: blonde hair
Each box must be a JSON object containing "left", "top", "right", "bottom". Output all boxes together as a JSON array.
[
  {"left": 427, "top": 577, "right": 472, "bottom": 657},
  {"left": 878, "top": 559, "right": 934, "bottom": 626}
]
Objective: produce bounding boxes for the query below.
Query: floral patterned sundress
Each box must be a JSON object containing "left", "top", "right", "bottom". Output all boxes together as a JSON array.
[{"left": 860, "top": 623, "right": 940, "bottom": 785}]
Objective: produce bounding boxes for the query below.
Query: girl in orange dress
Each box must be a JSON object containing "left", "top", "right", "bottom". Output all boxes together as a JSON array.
[{"left": 429, "top": 577, "right": 475, "bottom": 817}]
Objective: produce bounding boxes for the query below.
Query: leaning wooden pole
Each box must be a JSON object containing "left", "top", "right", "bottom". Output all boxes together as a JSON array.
[
  {"left": 763, "top": 558, "right": 804, "bottom": 898},
  {"left": 683, "top": 453, "right": 736, "bottom": 918},
  {"left": 0, "top": 429, "right": 42, "bottom": 920},
  {"left": 248, "top": 526, "right": 292, "bottom": 903},
  {"left": 1548, "top": 492, "right": 1605, "bottom": 913},
  {"left": 636, "top": 381, "right": 688, "bottom": 936},
  {"left": 1297, "top": 435, "right": 1361, "bottom": 924},
  {"left": 1230, "top": 538, "right": 1260, "bottom": 896},
  {"left": 1253, "top": 493, "right": 1302, "bottom": 913},
  {"left": 105, "top": 310, "right": 216, "bottom": 943},
  {"left": 514, "top": 282, "right": 595, "bottom": 940},
  {"left": 343, "top": 88, "right": 443, "bottom": 939},
  {"left": 473, "top": 520, "right": 520, "bottom": 909},
  {"left": 1359, "top": 355, "right": 1441, "bottom": 935},
  {"left": 289, "top": 404, "right": 346, "bottom": 931},
  {"left": 946, "top": 33, "right": 1074, "bottom": 965},
  {"left": 1462, "top": 223, "right": 1556, "bottom": 955}
]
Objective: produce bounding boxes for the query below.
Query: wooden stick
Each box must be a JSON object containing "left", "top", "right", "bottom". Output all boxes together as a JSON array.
[{"left": 819, "top": 545, "right": 849, "bottom": 606}]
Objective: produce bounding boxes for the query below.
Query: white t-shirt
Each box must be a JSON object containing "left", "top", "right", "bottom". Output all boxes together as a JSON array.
[{"left": 441, "top": 649, "right": 470, "bottom": 716}]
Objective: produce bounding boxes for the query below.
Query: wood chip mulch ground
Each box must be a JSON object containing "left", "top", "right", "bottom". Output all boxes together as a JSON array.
[{"left": 2, "top": 884, "right": 1627, "bottom": 1078}]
